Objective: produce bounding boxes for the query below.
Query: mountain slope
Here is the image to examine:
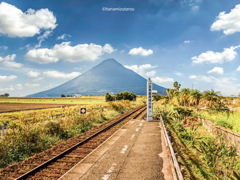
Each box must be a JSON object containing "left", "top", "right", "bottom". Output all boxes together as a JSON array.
[{"left": 28, "top": 58, "right": 167, "bottom": 97}]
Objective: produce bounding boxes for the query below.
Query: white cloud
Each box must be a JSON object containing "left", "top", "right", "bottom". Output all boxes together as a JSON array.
[
  {"left": 35, "top": 30, "right": 52, "bottom": 48},
  {"left": 191, "top": 5, "right": 199, "bottom": 12},
  {"left": 125, "top": 64, "right": 157, "bottom": 77},
  {"left": 15, "top": 84, "right": 23, "bottom": 90},
  {"left": 0, "top": 54, "right": 23, "bottom": 68},
  {"left": 237, "top": 66, "right": 240, "bottom": 71},
  {"left": 189, "top": 75, "right": 212, "bottom": 82},
  {"left": 211, "top": 76, "right": 240, "bottom": 96},
  {"left": 192, "top": 45, "right": 240, "bottom": 64},
  {"left": 25, "top": 83, "right": 40, "bottom": 88},
  {"left": 0, "top": 87, "right": 15, "bottom": 91},
  {"left": 145, "top": 70, "right": 156, "bottom": 77},
  {"left": 152, "top": 76, "right": 174, "bottom": 84},
  {"left": 184, "top": 40, "right": 191, "bottom": 44},
  {"left": 27, "top": 71, "right": 40, "bottom": 78},
  {"left": 25, "top": 42, "right": 115, "bottom": 64},
  {"left": 43, "top": 71, "right": 81, "bottom": 79},
  {"left": 57, "top": 34, "right": 71, "bottom": 40},
  {"left": 207, "top": 67, "right": 224, "bottom": 75},
  {"left": 0, "top": 2, "right": 57, "bottom": 37},
  {"left": 0, "top": 75, "right": 17, "bottom": 82},
  {"left": 190, "top": 74, "right": 240, "bottom": 96},
  {"left": 128, "top": 47, "right": 153, "bottom": 56},
  {"left": 0, "top": 46, "right": 8, "bottom": 50},
  {"left": 174, "top": 72, "right": 184, "bottom": 76},
  {"left": 211, "top": 4, "right": 240, "bottom": 35}
]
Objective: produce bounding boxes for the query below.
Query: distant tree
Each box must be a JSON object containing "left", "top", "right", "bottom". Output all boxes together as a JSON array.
[
  {"left": 61, "top": 94, "right": 66, "bottom": 97},
  {"left": 0, "top": 93, "right": 9, "bottom": 97},
  {"left": 153, "top": 94, "right": 162, "bottom": 101},
  {"left": 105, "top": 93, "right": 114, "bottom": 102},
  {"left": 121, "top": 91, "right": 136, "bottom": 101},
  {"left": 179, "top": 88, "right": 190, "bottom": 107},
  {"left": 3, "top": 93, "right": 9, "bottom": 97},
  {"left": 189, "top": 89, "right": 202, "bottom": 111},
  {"left": 115, "top": 93, "right": 123, "bottom": 101},
  {"left": 105, "top": 92, "right": 136, "bottom": 102},
  {"left": 67, "top": 95, "right": 73, "bottom": 97},
  {"left": 173, "top": 81, "right": 181, "bottom": 90},
  {"left": 166, "top": 89, "right": 174, "bottom": 99},
  {"left": 203, "top": 89, "right": 220, "bottom": 107}
]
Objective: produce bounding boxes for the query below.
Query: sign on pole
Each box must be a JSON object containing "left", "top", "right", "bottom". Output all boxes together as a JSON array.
[
  {"left": 147, "top": 78, "right": 152, "bottom": 122},
  {"left": 81, "top": 108, "right": 87, "bottom": 114}
]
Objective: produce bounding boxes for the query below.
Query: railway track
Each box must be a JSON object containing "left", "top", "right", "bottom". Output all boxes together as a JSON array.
[{"left": 0, "top": 105, "right": 146, "bottom": 180}]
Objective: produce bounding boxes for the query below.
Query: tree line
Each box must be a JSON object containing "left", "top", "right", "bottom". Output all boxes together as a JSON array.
[
  {"left": 0, "top": 93, "right": 9, "bottom": 97},
  {"left": 105, "top": 91, "right": 136, "bottom": 102},
  {"left": 163, "top": 81, "right": 229, "bottom": 112}
]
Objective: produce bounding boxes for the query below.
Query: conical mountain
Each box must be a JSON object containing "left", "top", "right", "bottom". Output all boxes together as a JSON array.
[{"left": 28, "top": 58, "right": 167, "bottom": 97}]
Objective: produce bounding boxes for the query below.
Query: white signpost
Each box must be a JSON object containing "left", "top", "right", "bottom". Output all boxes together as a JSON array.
[{"left": 147, "top": 78, "right": 152, "bottom": 122}]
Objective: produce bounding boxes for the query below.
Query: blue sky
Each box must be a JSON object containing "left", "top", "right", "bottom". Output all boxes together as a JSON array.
[{"left": 0, "top": 0, "right": 240, "bottom": 96}]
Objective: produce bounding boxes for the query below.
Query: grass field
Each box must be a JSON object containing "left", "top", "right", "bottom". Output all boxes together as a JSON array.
[
  {"left": 0, "top": 98, "right": 144, "bottom": 169},
  {"left": 198, "top": 110, "right": 240, "bottom": 133},
  {"left": 0, "top": 96, "right": 105, "bottom": 105}
]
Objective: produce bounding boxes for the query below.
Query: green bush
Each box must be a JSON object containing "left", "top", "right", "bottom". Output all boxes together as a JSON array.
[{"left": 217, "top": 120, "right": 233, "bottom": 129}]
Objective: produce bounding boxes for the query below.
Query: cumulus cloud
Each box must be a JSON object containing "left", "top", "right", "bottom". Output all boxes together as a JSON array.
[
  {"left": 0, "top": 2, "right": 57, "bottom": 37},
  {"left": 189, "top": 75, "right": 212, "bottom": 82},
  {"left": 211, "top": 4, "right": 240, "bottom": 35},
  {"left": 125, "top": 64, "right": 157, "bottom": 77},
  {"left": 237, "top": 66, "right": 240, "bottom": 71},
  {"left": 0, "top": 75, "right": 17, "bottom": 82},
  {"left": 192, "top": 46, "right": 240, "bottom": 64},
  {"left": 128, "top": 47, "right": 153, "bottom": 56},
  {"left": 146, "top": 71, "right": 156, "bottom": 77},
  {"left": 152, "top": 76, "right": 174, "bottom": 84},
  {"left": 43, "top": 71, "right": 81, "bottom": 79},
  {"left": 0, "top": 54, "right": 23, "bottom": 68},
  {"left": 27, "top": 71, "right": 40, "bottom": 78},
  {"left": 25, "top": 42, "right": 115, "bottom": 64},
  {"left": 207, "top": 67, "right": 224, "bottom": 75}
]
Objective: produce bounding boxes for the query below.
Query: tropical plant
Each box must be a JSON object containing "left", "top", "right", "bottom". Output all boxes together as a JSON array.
[
  {"left": 189, "top": 89, "right": 202, "bottom": 111},
  {"left": 173, "top": 81, "right": 181, "bottom": 90},
  {"left": 179, "top": 88, "right": 190, "bottom": 107},
  {"left": 203, "top": 89, "right": 220, "bottom": 107}
]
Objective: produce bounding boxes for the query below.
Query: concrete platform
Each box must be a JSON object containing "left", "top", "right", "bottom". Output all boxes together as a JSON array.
[{"left": 60, "top": 119, "right": 173, "bottom": 180}]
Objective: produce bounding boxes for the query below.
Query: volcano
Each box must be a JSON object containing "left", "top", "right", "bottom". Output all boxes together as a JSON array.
[{"left": 28, "top": 58, "right": 167, "bottom": 97}]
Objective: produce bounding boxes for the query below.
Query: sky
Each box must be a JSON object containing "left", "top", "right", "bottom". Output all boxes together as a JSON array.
[{"left": 0, "top": 0, "right": 240, "bottom": 97}]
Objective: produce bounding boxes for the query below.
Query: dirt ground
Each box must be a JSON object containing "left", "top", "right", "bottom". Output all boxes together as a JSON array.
[{"left": 0, "top": 103, "right": 78, "bottom": 113}]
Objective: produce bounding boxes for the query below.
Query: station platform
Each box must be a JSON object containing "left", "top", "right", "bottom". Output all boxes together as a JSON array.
[{"left": 60, "top": 119, "right": 173, "bottom": 180}]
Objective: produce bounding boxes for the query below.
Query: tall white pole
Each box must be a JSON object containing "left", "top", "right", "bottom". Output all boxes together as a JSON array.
[{"left": 147, "top": 78, "right": 152, "bottom": 122}]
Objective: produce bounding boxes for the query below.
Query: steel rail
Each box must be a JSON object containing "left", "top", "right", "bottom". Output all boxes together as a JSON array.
[{"left": 16, "top": 104, "right": 146, "bottom": 180}]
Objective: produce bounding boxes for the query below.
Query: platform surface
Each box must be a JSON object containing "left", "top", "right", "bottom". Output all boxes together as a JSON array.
[{"left": 60, "top": 119, "right": 173, "bottom": 180}]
